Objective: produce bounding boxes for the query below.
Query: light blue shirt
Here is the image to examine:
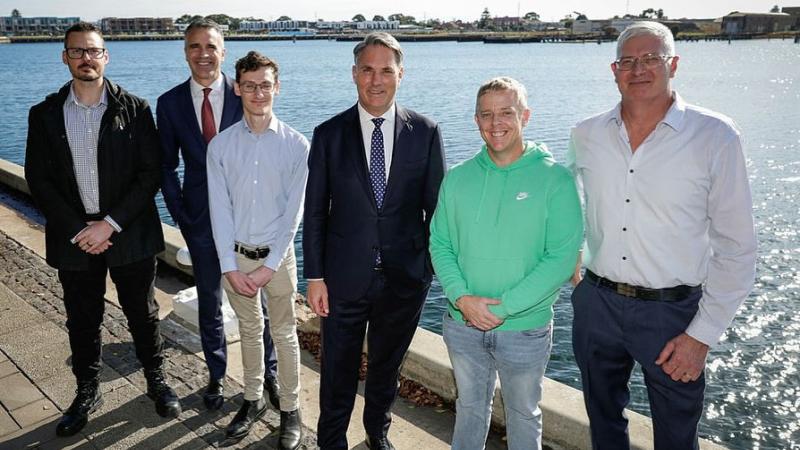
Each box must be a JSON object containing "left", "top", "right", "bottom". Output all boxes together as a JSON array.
[{"left": 207, "top": 116, "right": 310, "bottom": 273}]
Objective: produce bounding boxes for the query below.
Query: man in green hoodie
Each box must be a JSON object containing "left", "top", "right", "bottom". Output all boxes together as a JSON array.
[{"left": 429, "top": 77, "right": 583, "bottom": 449}]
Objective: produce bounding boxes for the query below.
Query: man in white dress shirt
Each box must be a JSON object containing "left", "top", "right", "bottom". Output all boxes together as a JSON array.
[{"left": 568, "top": 21, "right": 757, "bottom": 450}]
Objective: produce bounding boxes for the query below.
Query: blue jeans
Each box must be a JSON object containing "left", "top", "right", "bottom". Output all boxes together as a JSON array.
[{"left": 443, "top": 313, "right": 552, "bottom": 450}]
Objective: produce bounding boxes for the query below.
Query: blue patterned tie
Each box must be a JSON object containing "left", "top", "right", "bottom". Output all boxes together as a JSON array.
[
  {"left": 369, "top": 118, "right": 387, "bottom": 210},
  {"left": 370, "top": 117, "right": 386, "bottom": 265}
]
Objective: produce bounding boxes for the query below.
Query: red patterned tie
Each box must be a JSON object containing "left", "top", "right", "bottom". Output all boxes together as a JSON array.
[{"left": 201, "top": 87, "right": 216, "bottom": 144}]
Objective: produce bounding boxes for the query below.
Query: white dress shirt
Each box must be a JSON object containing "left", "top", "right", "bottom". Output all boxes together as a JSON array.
[
  {"left": 358, "top": 102, "right": 395, "bottom": 182},
  {"left": 568, "top": 92, "right": 757, "bottom": 347},
  {"left": 207, "top": 116, "right": 310, "bottom": 273},
  {"left": 190, "top": 76, "right": 224, "bottom": 133}
]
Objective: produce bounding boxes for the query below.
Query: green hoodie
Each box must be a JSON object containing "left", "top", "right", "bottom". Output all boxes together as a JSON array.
[{"left": 429, "top": 141, "right": 583, "bottom": 331}]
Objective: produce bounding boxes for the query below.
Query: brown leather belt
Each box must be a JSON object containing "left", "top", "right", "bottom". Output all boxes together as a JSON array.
[
  {"left": 234, "top": 243, "right": 270, "bottom": 260},
  {"left": 585, "top": 270, "right": 701, "bottom": 302}
]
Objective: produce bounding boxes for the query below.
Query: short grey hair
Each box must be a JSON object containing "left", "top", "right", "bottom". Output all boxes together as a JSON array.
[
  {"left": 353, "top": 32, "right": 403, "bottom": 65},
  {"left": 185, "top": 18, "right": 224, "bottom": 40},
  {"left": 616, "top": 21, "right": 675, "bottom": 59},
  {"left": 475, "top": 77, "right": 528, "bottom": 116}
]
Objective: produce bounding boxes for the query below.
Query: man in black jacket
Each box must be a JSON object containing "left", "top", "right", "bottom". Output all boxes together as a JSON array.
[{"left": 24, "top": 22, "right": 181, "bottom": 437}]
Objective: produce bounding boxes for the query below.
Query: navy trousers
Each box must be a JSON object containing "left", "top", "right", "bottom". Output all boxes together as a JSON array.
[
  {"left": 317, "top": 271, "right": 428, "bottom": 450},
  {"left": 184, "top": 233, "right": 277, "bottom": 382},
  {"left": 571, "top": 277, "right": 705, "bottom": 450}
]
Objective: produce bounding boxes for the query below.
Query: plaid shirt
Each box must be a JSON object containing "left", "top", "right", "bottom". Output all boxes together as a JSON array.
[{"left": 63, "top": 84, "right": 121, "bottom": 234}]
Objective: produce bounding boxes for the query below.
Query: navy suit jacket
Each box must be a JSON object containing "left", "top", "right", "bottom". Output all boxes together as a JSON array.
[
  {"left": 157, "top": 74, "right": 242, "bottom": 243},
  {"left": 303, "top": 104, "right": 446, "bottom": 300}
]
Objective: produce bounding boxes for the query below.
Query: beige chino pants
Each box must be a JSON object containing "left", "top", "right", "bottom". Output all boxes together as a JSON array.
[{"left": 221, "top": 246, "right": 301, "bottom": 411}]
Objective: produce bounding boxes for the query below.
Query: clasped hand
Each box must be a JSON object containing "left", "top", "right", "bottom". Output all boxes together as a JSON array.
[
  {"left": 455, "top": 295, "right": 503, "bottom": 331},
  {"left": 74, "top": 220, "right": 114, "bottom": 255},
  {"left": 225, "top": 266, "right": 275, "bottom": 297}
]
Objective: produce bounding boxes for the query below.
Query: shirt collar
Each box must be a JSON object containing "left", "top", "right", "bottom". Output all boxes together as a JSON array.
[
  {"left": 190, "top": 75, "right": 225, "bottom": 97},
  {"left": 241, "top": 114, "right": 279, "bottom": 135},
  {"left": 67, "top": 82, "right": 107, "bottom": 108},
  {"left": 357, "top": 102, "right": 396, "bottom": 128},
  {"left": 660, "top": 91, "right": 687, "bottom": 132},
  {"left": 606, "top": 91, "right": 686, "bottom": 132}
]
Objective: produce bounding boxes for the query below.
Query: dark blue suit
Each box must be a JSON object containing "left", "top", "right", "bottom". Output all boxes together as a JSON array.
[
  {"left": 157, "top": 74, "right": 276, "bottom": 382},
  {"left": 303, "top": 104, "right": 445, "bottom": 448}
]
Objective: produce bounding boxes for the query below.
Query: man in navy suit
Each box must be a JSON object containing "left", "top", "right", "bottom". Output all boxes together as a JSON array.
[
  {"left": 304, "top": 32, "right": 446, "bottom": 450},
  {"left": 156, "top": 19, "right": 279, "bottom": 410}
]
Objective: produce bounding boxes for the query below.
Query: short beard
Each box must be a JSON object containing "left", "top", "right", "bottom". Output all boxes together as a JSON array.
[{"left": 74, "top": 73, "right": 101, "bottom": 82}]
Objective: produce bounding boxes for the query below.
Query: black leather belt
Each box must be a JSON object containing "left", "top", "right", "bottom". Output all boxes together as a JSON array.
[
  {"left": 234, "top": 243, "right": 270, "bottom": 260},
  {"left": 585, "top": 270, "right": 701, "bottom": 302}
]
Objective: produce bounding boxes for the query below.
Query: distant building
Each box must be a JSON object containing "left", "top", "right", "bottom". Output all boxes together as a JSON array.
[
  {"left": 781, "top": 6, "right": 800, "bottom": 29},
  {"left": 354, "top": 20, "right": 399, "bottom": 31},
  {"left": 609, "top": 18, "right": 647, "bottom": 33},
  {"left": 175, "top": 23, "right": 229, "bottom": 33},
  {"left": 572, "top": 19, "right": 611, "bottom": 34},
  {"left": 315, "top": 20, "right": 350, "bottom": 32},
  {"left": 239, "top": 20, "right": 268, "bottom": 32},
  {"left": 721, "top": 12, "right": 793, "bottom": 34},
  {"left": 0, "top": 13, "right": 80, "bottom": 36},
  {"left": 490, "top": 16, "right": 523, "bottom": 30},
  {"left": 100, "top": 17, "right": 174, "bottom": 34}
]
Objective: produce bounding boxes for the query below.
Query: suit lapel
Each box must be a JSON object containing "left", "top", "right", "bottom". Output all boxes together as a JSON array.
[
  {"left": 178, "top": 79, "right": 205, "bottom": 149},
  {"left": 383, "top": 105, "right": 411, "bottom": 206},
  {"left": 344, "top": 105, "right": 377, "bottom": 210},
  {"left": 219, "top": 73, "right": 240, "bottom": 131}
]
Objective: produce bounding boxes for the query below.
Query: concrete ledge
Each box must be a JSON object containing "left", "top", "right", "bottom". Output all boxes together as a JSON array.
[
  {"left": 0, "top": 158, "right": 727, "bottom": 450},
  {"left": 0, "top": 159, "right": 28, "bottom": 195}
]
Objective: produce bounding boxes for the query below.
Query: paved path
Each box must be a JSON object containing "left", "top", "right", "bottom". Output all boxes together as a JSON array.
[{"left": 0, "top": 191, "right": 513, "bottom": 450}]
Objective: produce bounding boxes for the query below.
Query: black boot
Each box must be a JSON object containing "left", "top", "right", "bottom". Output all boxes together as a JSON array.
[
  {"left": 203, "top": 378, "right": 224, "bottom": 410},
  {"left": 278, "top": 409, "right": 302, "bottom": 450},
  {"left": 226, "top": 396, "right": 268, "bottom": 440},
  {"left": 56, "top": 380, "right": 102, "bottom": 437},
  {"left": 145, "top": 369, "right": 181, "bottom": 418},
  {"left": 264, "top": 375, "right": 280, "bottom": 409},
  {"left": 365, "top": 434, "right": 396, "bottom": 450}
]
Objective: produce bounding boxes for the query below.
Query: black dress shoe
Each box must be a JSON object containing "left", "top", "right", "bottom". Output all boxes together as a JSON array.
[
  {"left": 278, "top": 409, "right": 302, "bottom": 450},
  {"left": 365, "top": 434, "right": 395, "bottom": 450},
  {"left": 264, "top": 375, "right": 280, "bottom": 409},
  {"left": 226, "top": 396, "right": 268, "bottom": 440},
  {"left": 145, "top": 369, "right": 182, "bottom": 418},
  {"left": 56, "top": 380, "right": 103, "bottom": 437},
  {"left": 203, "top": 378, "right": 224, "bottom": 410}
]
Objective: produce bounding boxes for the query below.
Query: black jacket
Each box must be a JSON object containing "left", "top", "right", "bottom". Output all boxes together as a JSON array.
[{"left": 25, "top": 79, "right": 164, "bottom": 270}]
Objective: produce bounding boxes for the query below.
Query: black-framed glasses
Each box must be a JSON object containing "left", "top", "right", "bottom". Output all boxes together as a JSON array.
[
  {"left": 614, "top": 53, "right": 672, "bottom": 71},
  {"left": 239, "top": 82, "right": 274, "bottom": 94},
  {"left": 65, "top": 47, "right": 106, "bottom": 59}
]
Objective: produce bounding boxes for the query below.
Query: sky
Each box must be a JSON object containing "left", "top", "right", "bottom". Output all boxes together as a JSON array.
[{"left": 0, "top": 0, "right": 787, "bottom": 23}]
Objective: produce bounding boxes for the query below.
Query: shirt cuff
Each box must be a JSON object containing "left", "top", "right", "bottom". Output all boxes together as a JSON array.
[
  {"left": 104, "top": 216, "right": 122, "bottom": 233},
  {"left": 306, "top": 278, "right": 324, "bottom": 282},
  {"left": 684, "top": 316, "right": 722, "bottom": 348},
  {"left": 219, "top": 256, "right": 239, "bottom": 274},
  {"left": 69, "top": 226, "right": 90, "bottom": 244}
]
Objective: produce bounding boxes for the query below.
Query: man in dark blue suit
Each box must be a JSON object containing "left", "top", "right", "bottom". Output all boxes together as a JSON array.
[
  {"left": 304, "top": 32, "right": 446, "bottom": 450},
  {"left": 156, "top": 19, "right": 278, "bottom": 410}
]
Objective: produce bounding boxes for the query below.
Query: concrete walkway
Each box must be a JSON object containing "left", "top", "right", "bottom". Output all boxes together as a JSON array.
[{"left": 0, "top": 194, "right": 512, "bottom": 449}]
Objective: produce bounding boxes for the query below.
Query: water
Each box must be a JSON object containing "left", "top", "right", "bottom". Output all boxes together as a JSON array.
[{"left": 2, "top": 38, "right": 799, "bottom": 449}]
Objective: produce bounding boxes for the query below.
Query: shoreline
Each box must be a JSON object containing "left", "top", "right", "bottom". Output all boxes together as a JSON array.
[{"left": 4, "top": 30, "right": 798, "bottom": 44}]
